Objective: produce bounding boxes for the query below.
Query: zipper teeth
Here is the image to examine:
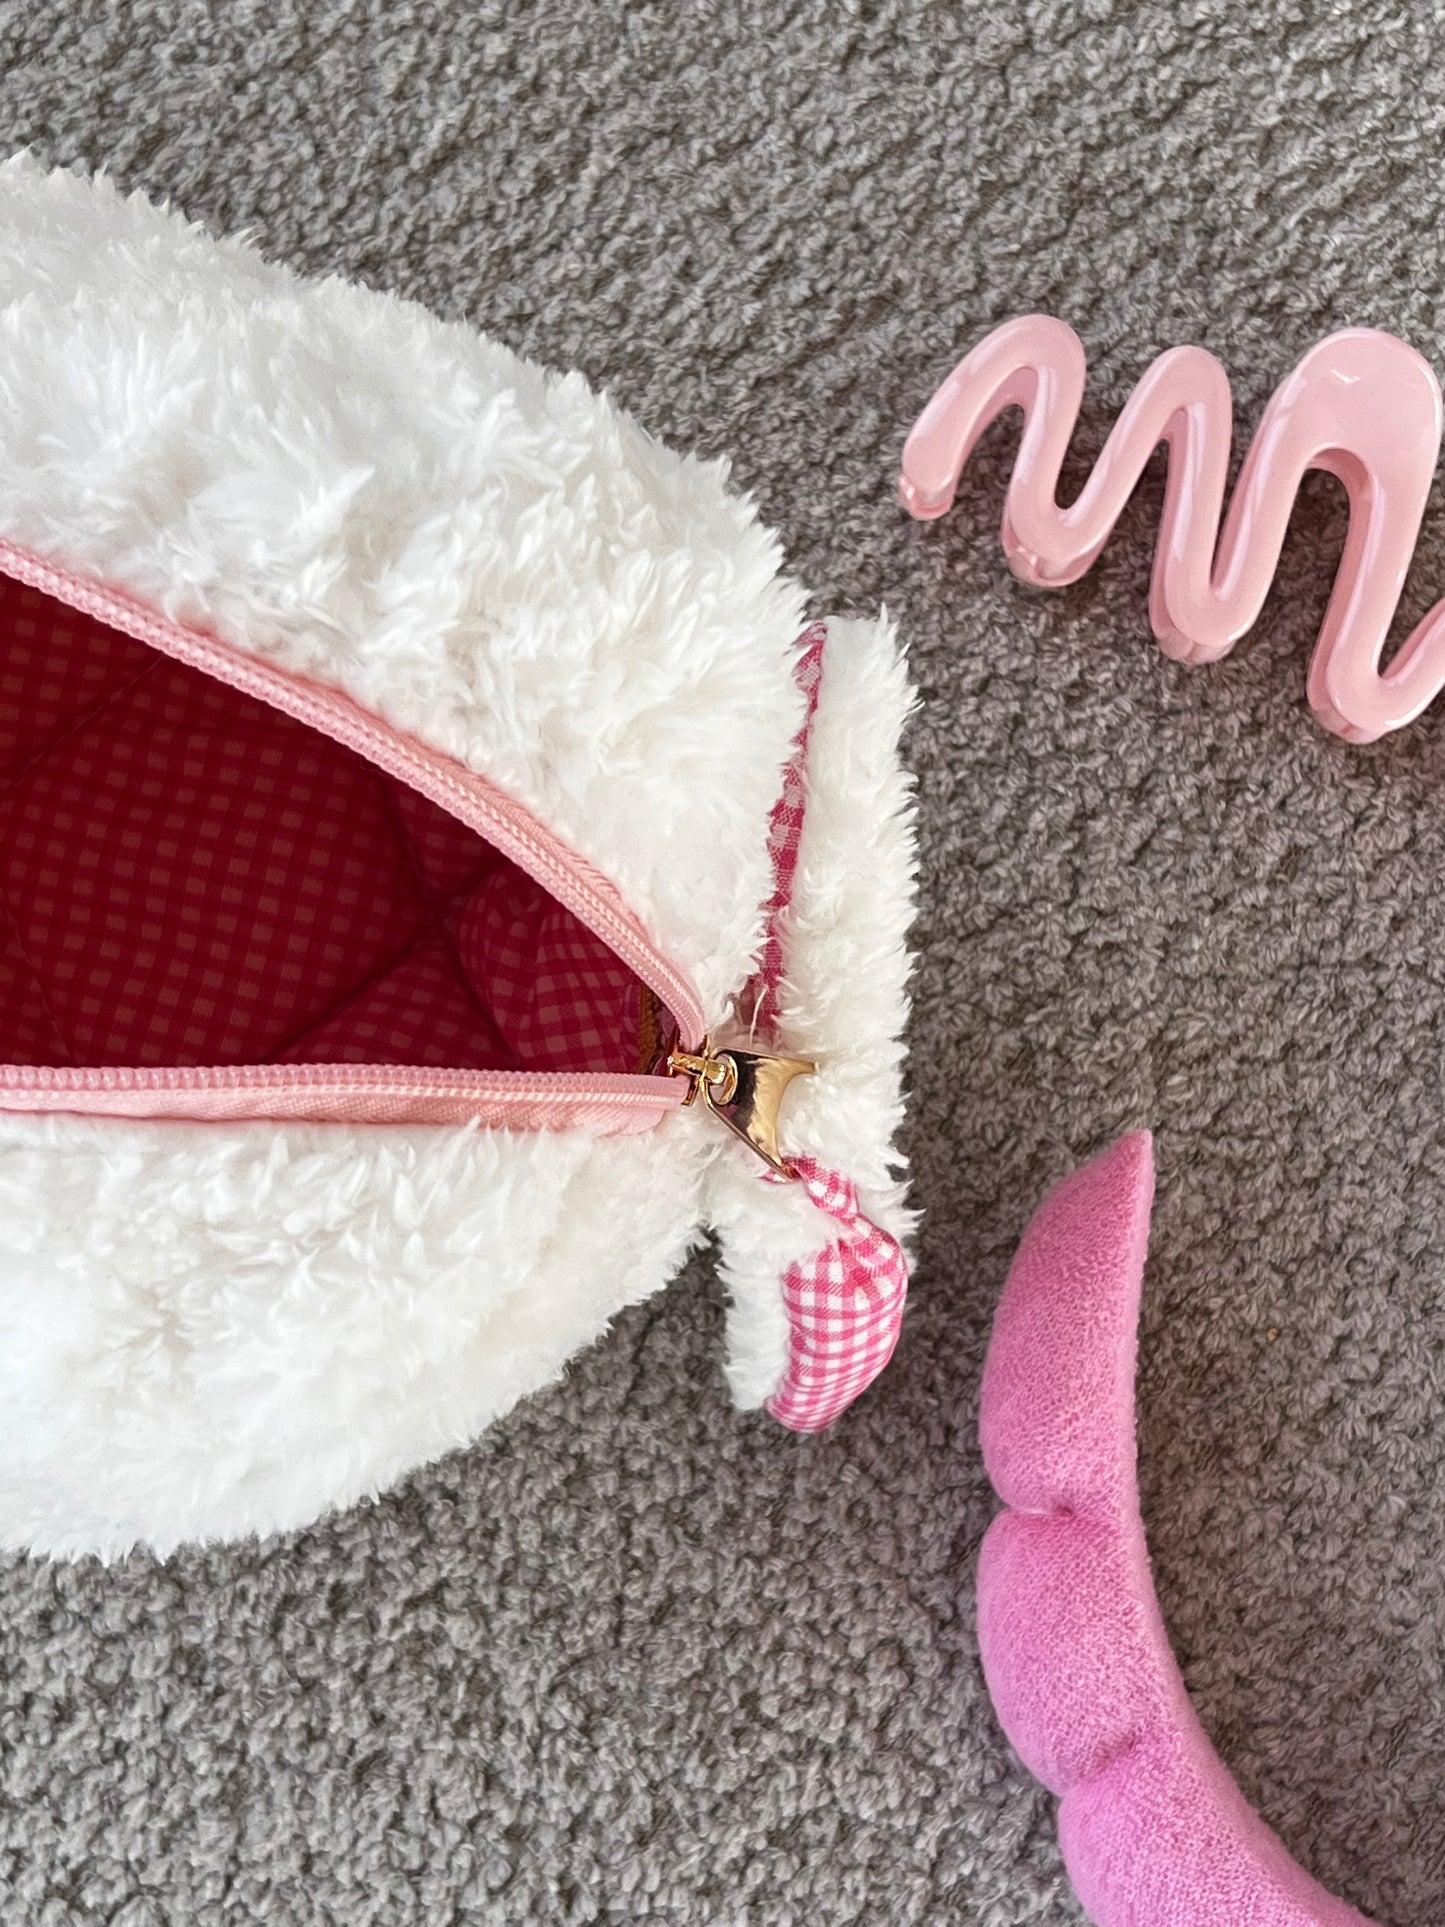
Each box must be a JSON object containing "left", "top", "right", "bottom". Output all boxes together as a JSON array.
[
  {"left": 1, "top": 1063, "right": 681, "bottom": 1105},
  {"left": 0, "top": 540, "right": 706, "bottom": 1054}
]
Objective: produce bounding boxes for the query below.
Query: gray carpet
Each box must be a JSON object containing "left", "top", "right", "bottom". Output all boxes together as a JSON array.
[{"left": 1, "top": 3, "right": 1442, "bottom": 1921}]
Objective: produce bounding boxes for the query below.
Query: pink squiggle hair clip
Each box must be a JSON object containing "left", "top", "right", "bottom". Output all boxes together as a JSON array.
[
  {"left": 899, "top": 315, "right": 1445, "bottom": 743},
  {"left": 979, "top": 1135, "right": 1375, "bottom": 1927}
]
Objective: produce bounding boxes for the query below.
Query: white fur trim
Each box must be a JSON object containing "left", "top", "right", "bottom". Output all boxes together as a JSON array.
[
  {"left": 0, "top": 153, "right": 807, "bottom": 1017},
  {"left": 713, "top": 613, "right": 918, "bottom": 1407},
  {"left": 0, "top": 160, "right": 916, "bottom": 1551},
  {"left": 0, "top": 1110, "right": 708, "bottom": 1558}
]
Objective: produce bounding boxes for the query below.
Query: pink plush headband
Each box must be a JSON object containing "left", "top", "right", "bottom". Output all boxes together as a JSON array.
[{"left": 977, "top": 1137, "right": 1372, "bottom": 1927}]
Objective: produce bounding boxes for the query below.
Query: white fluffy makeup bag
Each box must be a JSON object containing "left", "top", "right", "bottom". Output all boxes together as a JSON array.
[{"left": 0, "top": 156, "right": 915, "bottom": 1558}]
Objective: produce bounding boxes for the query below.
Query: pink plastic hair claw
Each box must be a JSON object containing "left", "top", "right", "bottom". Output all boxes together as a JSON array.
[{"left": 899, "top": 314, "right": 1445, "bottom": 744}]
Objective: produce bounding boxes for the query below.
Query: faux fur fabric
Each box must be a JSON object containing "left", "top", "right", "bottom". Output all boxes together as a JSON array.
[
  {"left": 0, "top": 159, "right": 916, "bottom": 1556},
  {"left": 0, "top": 153, "right": 808, "bottom": 1022},
  {"left": 0, "top": 1112, "right": 708, "bottom": 1557},
  {"left": 8, "top": 6, "right": 1444, "bottom": 1924}
]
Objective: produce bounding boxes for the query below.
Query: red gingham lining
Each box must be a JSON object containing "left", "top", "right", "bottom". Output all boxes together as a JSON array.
[
  {"left": 455, "top": 865, "right": 645, "bottom": 1075},
  {"left": 0, "top": 576, "right": 646, "bottom": 1076},
  {"left": 745, "top": 622, "right": 910, "bottom": 1432}
]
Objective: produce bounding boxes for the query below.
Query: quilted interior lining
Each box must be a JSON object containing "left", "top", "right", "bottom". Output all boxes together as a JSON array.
[{"left": 0, "top": 575, "right": 654, "bottom": 1074}]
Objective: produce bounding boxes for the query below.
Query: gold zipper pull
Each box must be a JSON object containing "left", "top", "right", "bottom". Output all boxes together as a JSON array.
[{"left": 667, "top": 1035, "right": 816, "bottom": 1177}]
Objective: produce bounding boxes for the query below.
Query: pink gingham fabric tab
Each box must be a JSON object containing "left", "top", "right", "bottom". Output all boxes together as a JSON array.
[{"left": 763, "top": 1155, "right": 909, "bottom": 1433}]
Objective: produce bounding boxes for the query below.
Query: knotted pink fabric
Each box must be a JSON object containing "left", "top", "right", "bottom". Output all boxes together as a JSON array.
[{"left": 764, "top": 1155, "right": 909, "bottom": 1431}]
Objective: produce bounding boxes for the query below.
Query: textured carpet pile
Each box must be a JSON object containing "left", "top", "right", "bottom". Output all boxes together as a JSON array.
[{"left": 1, "top": 4, "right": 1442, "bottom": 1921}]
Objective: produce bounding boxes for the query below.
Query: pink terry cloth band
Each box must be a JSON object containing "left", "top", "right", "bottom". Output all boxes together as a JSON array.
[{"left": 977, "top": 1133, "right": 1374, "bottom": 1927}]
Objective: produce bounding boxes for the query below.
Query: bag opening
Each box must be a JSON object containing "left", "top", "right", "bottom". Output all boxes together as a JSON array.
[{"left": 0, "top": 574, "right": 665, "bottom": 1079}]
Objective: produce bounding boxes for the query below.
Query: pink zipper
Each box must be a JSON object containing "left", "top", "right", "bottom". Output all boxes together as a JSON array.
[
  {"left": 0, "top": 541, "right": 705, "bottom": 1130},
  {"left": 0, "top": 1063, "right": 685, "bottom": 1130}
]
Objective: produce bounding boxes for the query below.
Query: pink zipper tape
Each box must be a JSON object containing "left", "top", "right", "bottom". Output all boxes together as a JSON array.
[{"left": 0, "top": 1063, "right": 686, "bottom": 1130}]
